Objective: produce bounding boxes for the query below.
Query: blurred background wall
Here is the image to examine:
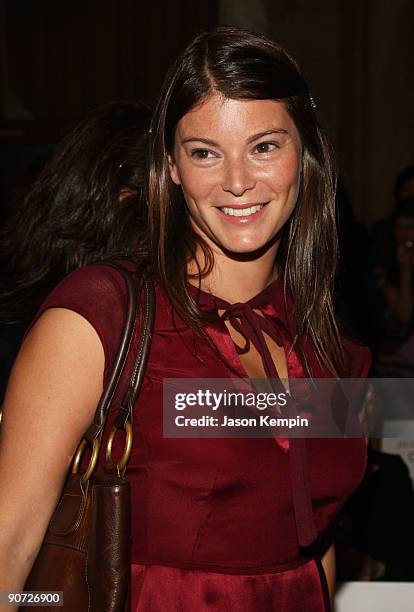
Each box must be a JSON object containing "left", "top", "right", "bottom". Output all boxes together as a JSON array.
[{"left": 1, "top": 0, "right": 413, "bottom": 225}]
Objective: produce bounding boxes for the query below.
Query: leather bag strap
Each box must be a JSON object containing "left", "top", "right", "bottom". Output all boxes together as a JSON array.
[
  {"left": 0, "top": 262, "right": 139, "bottom": 437},
  {"left": 85, "top": 262, "right": 137, "bottom": 443},
  {"left": 115, "top": 276, "right": 156, "bottom": 429}
]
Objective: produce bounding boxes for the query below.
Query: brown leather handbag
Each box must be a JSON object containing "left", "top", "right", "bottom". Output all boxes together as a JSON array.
[{"left": 21, "top": 264, "right": 155, "bottom": 612}]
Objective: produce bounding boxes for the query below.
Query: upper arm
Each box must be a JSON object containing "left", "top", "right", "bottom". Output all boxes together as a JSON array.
[{"left": 0, "top": 307, "right": 104, "bottom": 583}]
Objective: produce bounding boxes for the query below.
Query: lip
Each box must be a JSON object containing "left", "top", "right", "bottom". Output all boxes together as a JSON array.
[
  {"left": 216, "top": 202, "right": 269, "bottom": 224},
  {"left": 218, "top": 202, "right": 265, "bottom": 210}
]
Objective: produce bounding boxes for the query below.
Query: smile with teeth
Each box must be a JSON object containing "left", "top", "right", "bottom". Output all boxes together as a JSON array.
[{"left": 220, "top": 204, "right": 264, "bottom": 217}]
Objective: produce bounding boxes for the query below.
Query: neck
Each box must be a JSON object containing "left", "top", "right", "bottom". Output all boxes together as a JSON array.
[{"left": 188, "top": 240, "right": 280, "bottom": 303}]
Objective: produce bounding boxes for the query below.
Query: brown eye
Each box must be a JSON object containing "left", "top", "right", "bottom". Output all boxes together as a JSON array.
[
  {"left": 255, "top": 142, "right": 278, "bottom": 154},
  {"left": 191, "top": 149, "right": 213, "bottom": 159}
]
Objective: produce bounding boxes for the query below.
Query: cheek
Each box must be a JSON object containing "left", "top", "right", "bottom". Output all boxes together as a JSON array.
[
  {"left": 284, "top": 152, "right": 301, "bottom": 186},
  {"left": 177, "top": 165, "right": 216, "bottom": 204},
  {"left": 265, "top": 157, "right": 301, "bottom": 196}
]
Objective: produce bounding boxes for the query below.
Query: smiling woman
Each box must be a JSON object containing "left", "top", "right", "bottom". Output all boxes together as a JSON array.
[
  {"left": 169, "top": 96, "right": 302, "bottom": 255},
  {"left": 0, "top": 25, "right": 370, "bottom": 612},
  {"left": 140, "top": 26, "right": 370, "bottom": 611},
  {"left": 150, "top": 27, "right": 342, "bottom": 371}
]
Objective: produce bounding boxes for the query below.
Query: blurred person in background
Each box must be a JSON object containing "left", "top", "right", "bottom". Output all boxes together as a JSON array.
[
  {"left": 395, "top": 165, "right": 414, "bottom": 201},
  {"left": 374, "top": 199, "right": 414, "bottom": 376},
  {"left": 0, "top": 101, "right": 151, "bottom": 402},
  {"left": 371, "top": 165, "right": 414, "bottom": 271},
  {"left": 334, "top": 179, "right": 376, "bottom": 347}
]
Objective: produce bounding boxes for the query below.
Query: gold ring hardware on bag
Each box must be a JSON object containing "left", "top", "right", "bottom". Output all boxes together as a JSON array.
[
  {"left": 105, "top": 420, "right": 132, "bottom": 473},
  {"left": 71, "top": 437, "right": 100, "bottom": 484},
  {"left": 23, "top": 268, "right": 154, "bottom": 610}
]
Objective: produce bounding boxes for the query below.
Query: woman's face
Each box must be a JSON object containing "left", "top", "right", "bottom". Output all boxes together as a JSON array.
[{"left": 169, "top": 93, "right": 302, "bottom": 256}]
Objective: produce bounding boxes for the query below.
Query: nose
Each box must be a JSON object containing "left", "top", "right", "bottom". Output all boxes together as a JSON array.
[{"left": 221, "top": 157, "right": 256, "bottom": 196}]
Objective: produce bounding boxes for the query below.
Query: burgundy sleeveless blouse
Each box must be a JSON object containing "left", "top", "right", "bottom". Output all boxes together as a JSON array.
[{"left": 36, "top": 263, "right": 370, "bottom": 611}]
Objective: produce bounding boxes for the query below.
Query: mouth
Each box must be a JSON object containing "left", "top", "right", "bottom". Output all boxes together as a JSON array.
[{"left": 219, "top": 203, "right": 268, "bottom": 218}]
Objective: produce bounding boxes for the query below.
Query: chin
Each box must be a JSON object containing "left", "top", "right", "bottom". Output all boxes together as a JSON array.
[
  {"left": 217, "top": 237, "right": 278, "bottom": 259},
  {"left": 224, "top": 243, "right": 263, "bottom": 254},
  {"left": 195, "top": 222, "right": 280, "bottom": 258}
]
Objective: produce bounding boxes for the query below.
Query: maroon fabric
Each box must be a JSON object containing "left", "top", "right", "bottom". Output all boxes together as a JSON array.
[
  {"left": 35, "top": 263, "right": 371, "bottom": 611},
  {"left": 193, "top": 282, "right": 319, "bottom": 547},
  {"left": 130, "top": 560, "right": 327, "bottom": 611}
]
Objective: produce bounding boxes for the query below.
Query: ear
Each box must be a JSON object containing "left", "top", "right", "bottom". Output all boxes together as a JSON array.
[
  {"left": 168, "top": 153, "right": 181, "bottom": 186},
  {"left": 117, "top": 187, "right": 138, "bottom": 204}
]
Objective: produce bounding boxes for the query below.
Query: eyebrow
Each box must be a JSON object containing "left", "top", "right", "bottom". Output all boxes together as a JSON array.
[
  {"left": 246, "top": 129, "right": 288, "bottom": 144},
  {"left": 180, "top": 129, "right": 289, "bottom": 147}
]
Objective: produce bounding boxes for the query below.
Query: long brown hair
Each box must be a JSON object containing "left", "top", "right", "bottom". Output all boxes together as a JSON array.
[{"left": 149, "top": 26, "right": 343, "bottom": 374}]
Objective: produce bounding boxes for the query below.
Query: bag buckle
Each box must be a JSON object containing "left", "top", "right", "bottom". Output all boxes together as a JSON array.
[{"left": 105, "top": 420, "right": 132, "bottom": 474}]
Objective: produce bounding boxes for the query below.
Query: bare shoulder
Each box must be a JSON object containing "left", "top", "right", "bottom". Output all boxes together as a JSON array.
[
  {"left": 0, "top": 264, "right": 135, "bottom": 577},
  {"left": 4, "top": 307, "right": 104, "bottom": 438},
  {"left": 0, "top": 307, "right": 104, "bottom": 586},
  {"left": 28, "top": 262, "right": 135, "bottom": 376}
]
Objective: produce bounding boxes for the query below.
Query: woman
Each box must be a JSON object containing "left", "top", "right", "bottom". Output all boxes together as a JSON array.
[
  {"left": 0, "top": 100, "right": 151, "bottom": 323},
  {"left": 0, "top": 27, "right": 369, "bottom": 611},
  {"left": 0, "top": 100, "right": 151, "bottom": 401}
]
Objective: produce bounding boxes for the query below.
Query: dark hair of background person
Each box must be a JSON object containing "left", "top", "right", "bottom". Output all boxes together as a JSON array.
[
  {"left": 0, "top": 101, "right": 151, "bottom": 323},
  {"left": 148, "top": 25, "right": 342, "bottom": 375},
  {"left": 334, "top": 179, "right": 376, "bottom": 347},
  {"left": 391, "top": 198, "right": 414, "bottom": 224},
  {"left": 394, "top": 165, "right": 414, "bottom": 201}
]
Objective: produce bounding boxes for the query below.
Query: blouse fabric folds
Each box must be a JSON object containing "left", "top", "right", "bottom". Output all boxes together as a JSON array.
[{"left": 35, "top": 263, "right": 371, "bottom": 611}]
